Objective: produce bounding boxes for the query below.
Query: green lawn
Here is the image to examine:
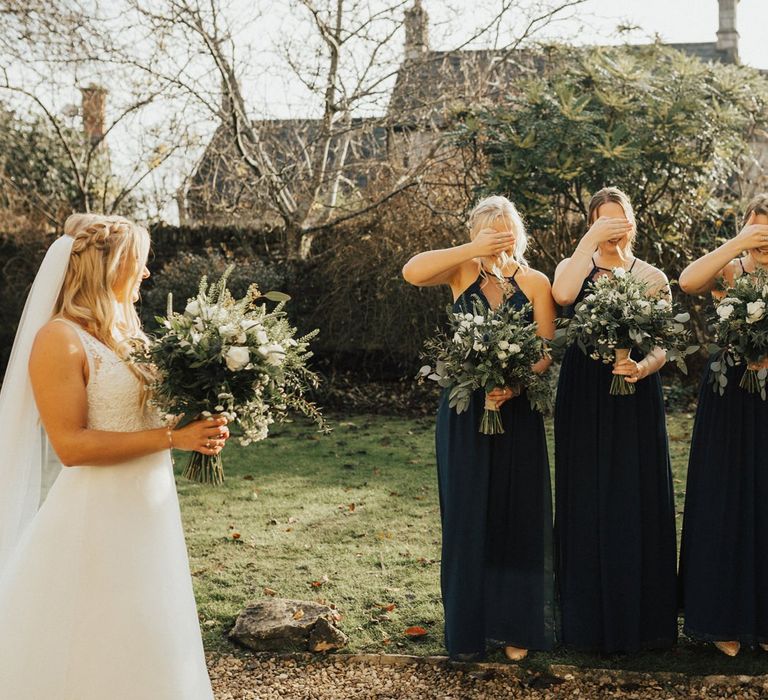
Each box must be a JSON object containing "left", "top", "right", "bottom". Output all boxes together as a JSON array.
[{"left": 178, "top": 410, "right": 768, "bottom": 675}]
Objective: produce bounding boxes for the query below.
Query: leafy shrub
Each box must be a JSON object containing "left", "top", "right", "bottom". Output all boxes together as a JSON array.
[{"left": 140, "top": 251, "right": 287, "bottom": 328}]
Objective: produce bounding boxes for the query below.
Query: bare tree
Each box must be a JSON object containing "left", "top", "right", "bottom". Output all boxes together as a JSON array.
[
  {"left": 0, "top": 0, "right": 200, "bottom": 224},
  {"left": 123, "top": 0, "right": 586, "bottom": 258}
]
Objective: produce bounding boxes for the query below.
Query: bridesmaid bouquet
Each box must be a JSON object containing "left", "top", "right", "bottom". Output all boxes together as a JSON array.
[
  {"left": 136, "top": 267, "right": 327, "bottom": 484},
  {"left": 553, "top": 268, "right": 696, "bottom": 396},
  {"left": 418, "top": 293, "right": 552, "bottom": 435},
  {"left": 708, "top": 268, "right": 768, "bottom": 399}
]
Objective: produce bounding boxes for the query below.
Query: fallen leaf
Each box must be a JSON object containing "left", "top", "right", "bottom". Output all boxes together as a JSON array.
[
  {"left": 263, "top": 587, "right": 277, "bottom": 597},
  {"left": 377, "top": 603, "right": 397, "bottom": 612},
  {"left": 293, "top": 609, "right": 305, "bottom": 621},
  {"left": 404, "top": 626, "right": 427, "bottom": 638},
  {"left": 231, "top": 532, "right": 241, "bottom": 540}
]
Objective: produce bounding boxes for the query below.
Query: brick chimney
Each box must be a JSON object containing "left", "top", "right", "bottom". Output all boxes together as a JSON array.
[
  {"left": 404, "top": 0, "right": 429, "bottom": 63},
  {"left": 717, "top": 0, "right": 739, "bottom": 63},
  {"left": 80, "top": 84, "right": 107, "bottom": 145}
]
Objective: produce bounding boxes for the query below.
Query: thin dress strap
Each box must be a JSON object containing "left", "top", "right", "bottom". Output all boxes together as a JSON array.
[{"left": 739, "top": 257, "right": 746, "bottom": 274}]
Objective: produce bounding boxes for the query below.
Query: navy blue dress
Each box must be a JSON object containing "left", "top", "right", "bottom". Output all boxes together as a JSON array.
[
  {"left": 435, "top": 271, "right": 555, "bottom": 658},
  {"left": 554, "top": 263, "right": 678, "bottom": 652},
  {"left": 679, "top": 283, "right": 768, "bottom": 645}
]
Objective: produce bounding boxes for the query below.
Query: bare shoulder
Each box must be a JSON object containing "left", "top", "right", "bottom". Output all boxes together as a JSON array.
[
  {"left": 720, "top": 259, "right": 743, "bottom": 287},
  {"left": 519, "top": 266, "right": 552, "bottom": 291},
  {"left": 30, "top": 320, "right": 86, "bottom": 373},
  {"left": 634, "top": 259, "right": 668, "bottom": 284}
]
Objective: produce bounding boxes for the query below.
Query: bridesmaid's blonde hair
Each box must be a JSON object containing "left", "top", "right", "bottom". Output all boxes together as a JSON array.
[
  {"left": 587, "top": 187, "right": 637, "bottom": 253},
  {"left": 57, "top": 213, "right": 152, "bottom": 390},
  {"left": 467, "top": 195, "right": 529, "bottom": 270}
]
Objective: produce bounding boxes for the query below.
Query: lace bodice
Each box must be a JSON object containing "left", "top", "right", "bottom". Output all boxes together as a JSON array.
[{"left": 54, "top": 319, "right": 163, "bottom": 432}]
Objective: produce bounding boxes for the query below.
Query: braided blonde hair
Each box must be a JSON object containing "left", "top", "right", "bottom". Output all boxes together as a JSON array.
[{"left": 56, "top": 213, "right": 153, "bottom": 392}]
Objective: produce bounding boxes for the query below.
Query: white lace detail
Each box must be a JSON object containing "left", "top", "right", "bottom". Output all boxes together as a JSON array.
[{"left": 53, "top": 319, "right": 163, "bottom": 432}]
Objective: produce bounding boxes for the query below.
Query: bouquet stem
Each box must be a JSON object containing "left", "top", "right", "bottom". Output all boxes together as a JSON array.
[
  {"left": 480, "top": 394, "right": 504, "bottom": 435},
  {"left": 741, "top": 360, "right": 767, "bottom": 397},
  {"left": 183, "top": 451, "right": 225, "bottom": 485},
  {"left": 610, "top": 348, "right": 636, "bottom": 396}
]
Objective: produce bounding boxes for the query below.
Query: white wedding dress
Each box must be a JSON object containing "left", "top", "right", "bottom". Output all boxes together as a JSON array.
[{"left": 0, "top": 319, "right": 214, "bottom": 699}]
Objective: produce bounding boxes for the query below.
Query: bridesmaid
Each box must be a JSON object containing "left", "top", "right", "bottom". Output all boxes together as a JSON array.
[
  {"left": 552, "top": 186, "right": 678, "bottom": 653},
  {"left": 402, "top": 195, "right": 556, "bottom": 660},
  {"left": 678, "top": 195, "right": 768, "bottom": 656}
]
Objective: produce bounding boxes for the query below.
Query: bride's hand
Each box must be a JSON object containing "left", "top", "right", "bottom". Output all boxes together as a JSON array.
[{"left": 172, "top": 416, "right": 230, "bottom": 455}]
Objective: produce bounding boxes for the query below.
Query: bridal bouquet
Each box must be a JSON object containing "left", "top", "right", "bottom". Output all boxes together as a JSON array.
[
  {"left": 136, "top": 267, "right": 326, "bottom": 485},
  {"left": 708, "top": 268, "right": 768, "bottom": 399},
  {"left": 418, "top": 293, "right": 552, "bottom": 435},
  {"left": 553, "top": 268, "right": 696, "bottom": 395}
]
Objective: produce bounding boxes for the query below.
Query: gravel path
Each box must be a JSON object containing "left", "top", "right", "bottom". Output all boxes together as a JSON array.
[{"left": 207, "top": 653, "right": 768, "bottom": 700}]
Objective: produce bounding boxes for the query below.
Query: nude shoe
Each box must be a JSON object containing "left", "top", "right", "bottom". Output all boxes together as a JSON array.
[
  {"left": 504, "top": 645, "right": 528, "bottom": 661},
  {"left": 713, "top": 641, "right": 740, "bottom": 657}
]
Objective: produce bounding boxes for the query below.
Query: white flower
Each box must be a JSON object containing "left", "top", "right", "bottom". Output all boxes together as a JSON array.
[
  {"left": 185, "top": 299, "right": 201, "bottom": 316},
  {"left": 716, "top": 303, "right": 735, "bottom": 320},
  {"left": 655, "top": 299, "right": 669, "bottom": 309},
  {"left": 496, "top": 350, "right": 508, "bottom": 360},
  {"left": 613, "top": 267, "right": 626, "bottom": 278},
  {"left": 225, "top": 346, "right": 251, "bottom": 371},
  {"left": 747, "top": 300, "right": 766, "bottom": 323},
  {"left": 219, "top": 323, "right": 246, "bottom": 344},
  {"left": 255, "top": 329, "right": 269, "bottom": 345},
  {"left": 190, "top": 331, "right": 202, "bottom": 344},
  {"left": 473, "top": 315, "right": 485, "bottom": 325},
  {"left": 258, "top": 343, "right": 286, "bottom": 366},
  {"left": 464, "top": 313, "right": 473, "bottom": 321},
  {"left": 453, "top": 332, "right": 463, "bottom": 344},
  {"left": 473, "top": 341, "right": 485, "bottom": 352},
  {"left": 509, "top": 343, "right": 521, "bottom": 354},
  {"left": 763, "top": 285, "right": 768, "bottom": 298},
  {"left": 498, "top": 340, "right": 510, "bottom": 350},
  {"left": 241, "top": 319, "right": 260, "bottom": 330}
]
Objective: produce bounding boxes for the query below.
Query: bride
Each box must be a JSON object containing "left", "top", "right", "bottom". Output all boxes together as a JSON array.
[{"left": 0, "top": 214, "right": 230, "bottom": 698}]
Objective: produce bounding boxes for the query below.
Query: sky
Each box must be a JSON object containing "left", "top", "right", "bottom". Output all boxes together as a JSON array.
[
  {"left": 18, "top": 0, "right": 761, "bottom": 222},
  {"left": 546, "top": 0, "right": 767, "bottom": 69}
]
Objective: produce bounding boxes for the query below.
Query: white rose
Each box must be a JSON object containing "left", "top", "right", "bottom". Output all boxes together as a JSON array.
[
  {"left": 225, "top": 346, "right": 251, "bottom": 371},
  {"left": 747, "top": 300, "right": 766, "bottom": 323},
  {"left": 464, "top": 313, "right": 473, "bottom": 321},
  {"left": 219, "top": 323, "right": 246, "bottom": 343},
  {"left": 509, "top": 343, "right": 521, "bottom": 354},
  {"left": 498, "top": 340, "right": 510, "bottom": 350},
  {"left": 258, "top": 343, "right": 286, "bottom": 366},
  {"left": 185, "top": 299, "right": 201, "bottom": 316},
  {"left": 613, "top": 267, "right": 626, "bottom": 278},
  {"left": 255, "top": 329, "right": 269, "bottom": 345},
  {"left": 716, "top": 303, "right": 735, "bottom": 320},
  {"left": 655, "top": 299, "right": 669, "bottom": 309},
  {"left": 497, "top": 350, "right": 508, "bottom": 360},
  {"left": 473, "top": 316, "right": 484, "bottom": 325},
  {"left": 453, "top": 332, "right": 463, "bottom": 344}
]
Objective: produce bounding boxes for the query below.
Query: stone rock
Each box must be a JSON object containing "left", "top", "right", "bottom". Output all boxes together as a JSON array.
[
  {"left": 308, "top": 615, "right": 349, "bottom": 652},
  {"left": 229, "top": 598, "right": 347, "bottom": 652}
]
